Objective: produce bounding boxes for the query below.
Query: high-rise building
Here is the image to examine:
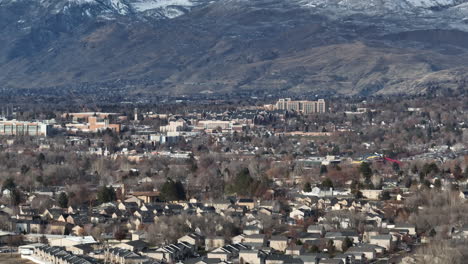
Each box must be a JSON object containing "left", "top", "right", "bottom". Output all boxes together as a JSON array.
[
  {"left": 317, "top": 99, "right": 326, "bottom": 113},
  {"left": 1, "top": 105, "right": 14, "bottom": 119},
  {"left": 275, "top": 98, "right": 327, "bottom": 114}
]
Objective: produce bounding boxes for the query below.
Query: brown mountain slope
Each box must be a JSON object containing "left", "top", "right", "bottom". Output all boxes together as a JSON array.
[{"left": 1, "top": 0, "right": 468, "bottom": 95}]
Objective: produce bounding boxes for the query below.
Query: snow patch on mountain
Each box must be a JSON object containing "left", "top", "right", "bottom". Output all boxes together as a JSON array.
[
  {"left": 64, "top": 0, "right": 131, "bottom": 15},
  {"left": 294, "top": 0, "right": 468, "bottom": 32},
  {"left": 160, "top": 6, "right": 185, "bottom": 17},
  {"left": 68, "top": 0, "right": 96, "bottom": 4},
  {"left": 109, "top": 0, "right": 131, "bottom": 14},
  {"left": 406, "top": 0, "right": 456, "bottom": 8},
  {"left": 298, "top": 0, "right": 468, "bottom": 13},
  {"left": 131, "top": 0, "right": 194, "bottom": 12}
]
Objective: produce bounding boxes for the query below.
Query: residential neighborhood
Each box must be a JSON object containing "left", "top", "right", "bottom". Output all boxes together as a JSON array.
[{"left": 0, "top": 94, "right": 466, "bottom": 264}]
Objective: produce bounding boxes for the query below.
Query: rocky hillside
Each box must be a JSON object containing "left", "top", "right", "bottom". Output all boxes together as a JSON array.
[{"left": 1, "top": 0, "right": 468, "bottom": 95}]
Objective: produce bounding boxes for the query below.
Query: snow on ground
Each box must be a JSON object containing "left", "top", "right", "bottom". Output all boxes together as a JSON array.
[
  {"left": 131, "top": 0, "right": 194, "bottom": 12},
  {"left": 161, "top": 7, "right": 185, "bottom": 18},
  {"left": 110, "top": 0, "right": 130, "bottom": 15},
  {"left": 68, "top": 0, "right": 96, "bottom": 4},
  {"left": 406, "top": 0, "right": 456, "bottom": 8},
  {"left": 298, "top": 0, "right": 463, "bottom": 11}
]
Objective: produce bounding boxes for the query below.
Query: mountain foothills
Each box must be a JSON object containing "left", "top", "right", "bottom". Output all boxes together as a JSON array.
[{"left": 1, "top": 0, "right": 468, "bottom": 95}]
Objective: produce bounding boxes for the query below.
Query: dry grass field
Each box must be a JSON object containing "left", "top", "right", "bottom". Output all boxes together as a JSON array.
[{"left": 0, "top": 253, "right": 34, "bottom": 264}]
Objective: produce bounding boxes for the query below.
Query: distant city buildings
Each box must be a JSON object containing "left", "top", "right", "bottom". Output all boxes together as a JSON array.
[
  {"left": 62, "top": 112, "right": 119, "bottom": 120},
  {"left": 63, "top": 112, "right": 121, "bottom": 133},
  {"left": 160, "top": 120, "right": 187, "bottom": 133},
  {"left": 195, "top": 120, "right": 245, "bottom": 133},
  {"left": 274, "top": 98, "right": 327, "bottom": 114},
  {"left": 0, "top": 120, "right": 51, "bottom": 136},
  {"left": 87, "top": 116, "right": 121, "bottom": 133}
]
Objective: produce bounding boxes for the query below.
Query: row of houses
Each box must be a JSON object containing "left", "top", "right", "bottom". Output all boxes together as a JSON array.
[{"left": 33, "top": 245, "right": 98, "bottom": 264}]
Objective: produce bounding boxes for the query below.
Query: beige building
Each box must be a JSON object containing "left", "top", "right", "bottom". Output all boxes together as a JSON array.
[
  {"left": 205, "top": 237, "right": 225, "bottom": 250},
  {"left": 275, "top": 98, "right": 327, "bottom": 114},
  {"left": 269, "top": 236, "right": 288, "bottom": 252},
  {"left": 243, "top": 234, "right": 266, "bottom": 244},
  {"left": 239, "top": 250, "right": 263, "bottom": 264},
  {"left": 237, "top": 199, "right": 256, "bottom": 210},
  {"left": 160, "top": 120, "right": 187, "bottom": 133},
  {"left": 360, "top": 189, "right": 383, "bottom": 200}
]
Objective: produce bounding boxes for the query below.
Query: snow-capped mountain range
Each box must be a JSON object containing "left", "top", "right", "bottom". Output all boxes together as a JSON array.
[
  {"left": 298, "top": 0, "right": 468, "bottom": 32},
  {"left": 300, "top": 0, "right": 466, "bottom": 11},
  {"left": 3, "top": 0, "right": 468, "bottom": 22},
  {"left": 1, "top": 0, "right": 468, "bottom": 95},
  {"left": 0, "top": 0, "right": 213, "bottom": 20}
]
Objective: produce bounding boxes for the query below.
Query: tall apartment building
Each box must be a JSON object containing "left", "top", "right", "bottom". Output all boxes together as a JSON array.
[
  {"left": 275, "top": 98, "right": 327, "bottom": 114},
  {"left": 0, "top": 121, "right": 51, "bottom": 136}
]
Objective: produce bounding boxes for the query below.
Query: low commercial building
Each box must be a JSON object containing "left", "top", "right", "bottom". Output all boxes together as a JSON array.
[
  {"left": 0, "top": 120, "right": 51, "bottom": 136},
  {"left": 64, "top": 113, "right": 121, "bottom": 133}
]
